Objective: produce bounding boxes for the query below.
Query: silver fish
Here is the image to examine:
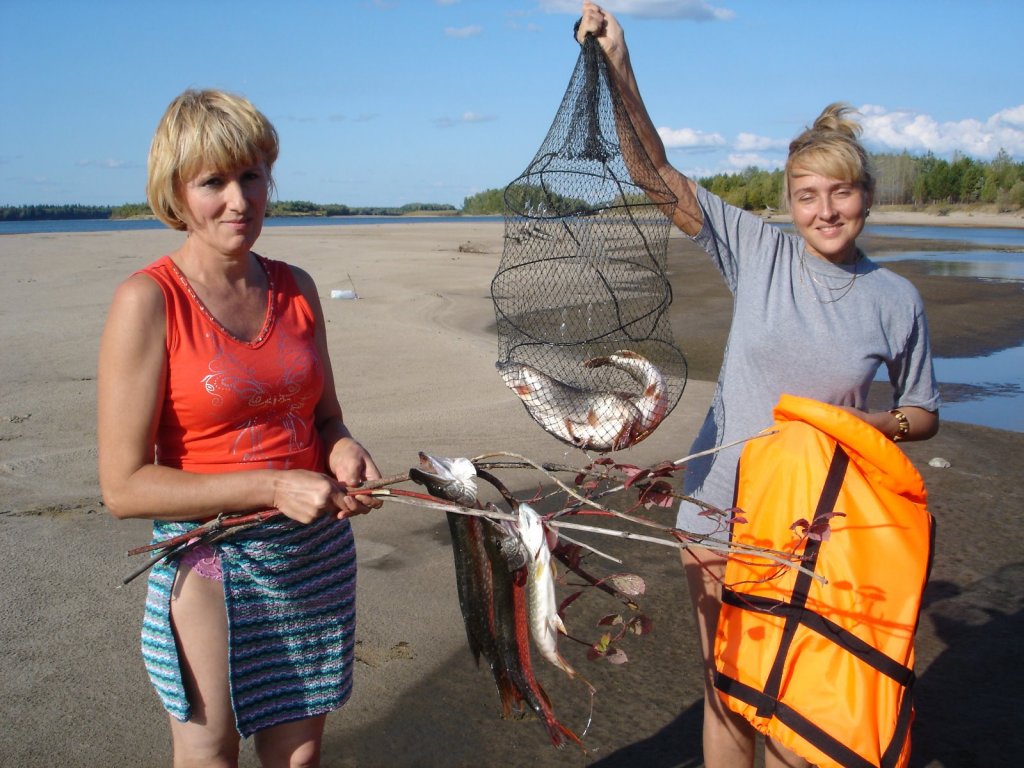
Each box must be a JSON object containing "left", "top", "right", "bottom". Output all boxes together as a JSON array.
[
  {"left": 516, "top": 502, "right": 577, "bottom": 680},
  {"left": 584, "top": 350, "right": 669, "bottom": 438},
  {"left": 415, "top": 455, "right": 584, "bottom": 748},
  {"left": 410, "top": 453, "right": 478, "bottom": 508},
  {"left": 489, "top": 516, "right": 585, "bottom": 749},
  {"left": 497, "top": 350, "right": 668, "bottom": 452}
]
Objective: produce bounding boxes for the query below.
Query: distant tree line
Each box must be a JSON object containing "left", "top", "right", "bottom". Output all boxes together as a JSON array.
[
  {"left": 5, "top": 150, "right": 1022, "bottom": 221},
  {"left": 112, "top": 203, "right": 153, "bottom": 218},
  {"left": 0, "top": 203, "right": 116, "bottom": 221},
  {"left": 463, "top": 149, "right": 1024, "bottom": 214},
  {"left": 698, "top": 168, "right": 786, "bottom": 212},
  {"left": 872, "top": 149, "right": 1024, "bottom": 209},
  {"left": 462, "top": 184, "right": 659, "bottom": 216},
  {"left": 268, "top": 201, "right": 458, "bottom": 217},
  {"left": 461, "top": 188, "right": 509, "bottom": 215},
  {"left": 0, "top": 200, "right": 458, "bottom": 222},
  {"left": 692, "top": 149, "right": 1024, "bottom": 211}
]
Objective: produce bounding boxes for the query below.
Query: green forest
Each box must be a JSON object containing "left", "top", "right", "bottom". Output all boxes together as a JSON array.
[
  {"left": 0, "top": 200, "right": 458, "bottom": 222},
  {"left": 3, "top": 150, "right": 1022, "bottom": 222},
  {"left": 463, "top": 149, "right": 1024, "bottom": 215}
]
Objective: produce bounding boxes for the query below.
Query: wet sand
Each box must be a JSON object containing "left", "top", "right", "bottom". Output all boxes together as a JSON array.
[{"left": 0, "top": 218, "right": 1022, "bottom": 767}]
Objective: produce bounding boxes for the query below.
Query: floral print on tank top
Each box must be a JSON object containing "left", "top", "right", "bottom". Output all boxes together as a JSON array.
[
  {"left": 152, "top": 255, "right": 324, "bottom": 473},
  {"left": 199, "top": 334, "right": 321, "bottom": 464}
]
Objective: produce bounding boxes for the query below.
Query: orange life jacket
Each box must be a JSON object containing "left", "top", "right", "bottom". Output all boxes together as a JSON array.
[{"left": 713, "top": 394, "right": 933, "bottom": 768}]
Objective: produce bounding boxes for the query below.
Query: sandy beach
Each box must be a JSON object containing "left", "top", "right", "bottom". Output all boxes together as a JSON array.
[
  {"left": 773, "top": 206, "right": 1024, "bottom": 230},
  {"left": 1, "top": 215, "right": 1022, "bottom": 767}
]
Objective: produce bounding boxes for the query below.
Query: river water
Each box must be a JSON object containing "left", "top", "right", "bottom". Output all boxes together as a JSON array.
[
  {"left": 864, "top": 223, "right": 1024, "bottom": 433},
  {"left": 0, "top": 215, "right": 501, "bottom": 235},
  {"left": 3, "top": 217, "right": 1021, "bottom": 433}
]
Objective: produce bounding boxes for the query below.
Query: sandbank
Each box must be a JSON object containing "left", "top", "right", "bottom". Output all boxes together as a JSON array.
[{"left": 1, "top": 220, "right": 1021, "bottom": 766}]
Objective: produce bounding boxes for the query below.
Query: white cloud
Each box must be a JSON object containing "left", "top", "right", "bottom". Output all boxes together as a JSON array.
[
  {"left": 657, "top": 125, "right": 726, "bottom": 150},
  {"left": 993, "top": 104, "right": 1024, "bottom": 128},
  {"left": 435, "top": 112, "right": 497, "bottom": 128},
  {"left": 539, "top": 0, "right": 734, "bottom": 21},
  {"left": 444, "top": 25, "right": 483, "bottom": 38},
  {"left": 508, "top": 21, "right": 543, "bottom": 33},
  {"left": 733, "top": 132, "right": 788, "bottom": 153},
  {"left": 726, "top": 152, "right": 785, "bottom": 171},
  {"left": 460, "top": 111, "right": 496, "bottom": 123},
  {"left": 859, "top": 104, "right": 1024, "bottom": 159},
  {"left": 666, "top": 105, "right": 1023, "bottom": 177},
  {"left": 76, "top": 158, "right": 133, "bottom": 169}
]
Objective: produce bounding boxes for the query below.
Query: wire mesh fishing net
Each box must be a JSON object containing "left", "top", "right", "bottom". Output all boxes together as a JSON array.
[{"left": 491, "top": 35, "right": 687, "bottom": 453}]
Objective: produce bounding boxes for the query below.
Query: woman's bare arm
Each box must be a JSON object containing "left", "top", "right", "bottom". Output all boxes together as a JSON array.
[
  {"left": 577, "top": 2, "right": 703, "bottom": 235},
  {"left": 97, "top": 273, "right": 341, "bottom": 524}
]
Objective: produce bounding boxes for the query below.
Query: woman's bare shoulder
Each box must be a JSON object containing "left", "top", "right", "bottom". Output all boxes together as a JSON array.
[{"left": 114, "top": 269, "right": 164, "bottom": 305}]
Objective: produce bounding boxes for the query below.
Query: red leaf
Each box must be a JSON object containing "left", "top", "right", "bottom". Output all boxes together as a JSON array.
[
  {"left": 638, "top": 480, "right": 675, "bottom": 508},
  {"left": 604, "top": 647, "right": 629, "bottom": 665},
  {"left": 622, "top": 466, "right": 652, "bottom": 489},
  {"left": 648, "top": 460, "right": 680, "bottom": 477},
  {"left": 627, "top": 615, "right": 653, "bottom": 636},
  {"left": 554, "top": 541, "right": 582, "bottom": 569}
]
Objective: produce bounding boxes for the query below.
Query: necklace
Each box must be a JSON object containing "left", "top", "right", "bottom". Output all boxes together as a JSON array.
[{"left": 798, "top": 250, "right": 862, "bottom": 304}]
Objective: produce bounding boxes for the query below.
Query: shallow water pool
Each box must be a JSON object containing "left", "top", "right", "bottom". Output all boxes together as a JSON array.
[
  {"left": 932, "top": 346, "right": 1024, "bottom": 432},
  {"left": 873, "top": 250, "right": 1024, "bottom": 282}
]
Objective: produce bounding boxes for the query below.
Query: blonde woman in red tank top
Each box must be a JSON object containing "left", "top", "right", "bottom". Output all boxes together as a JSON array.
[{"left": 98, "top": 89, "right": 382, "bottom": 767}]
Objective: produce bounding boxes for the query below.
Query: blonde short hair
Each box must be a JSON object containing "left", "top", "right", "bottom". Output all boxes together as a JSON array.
[
  {"left": 146, "top": 89, "right": 279, "bottom": 231},
  {"left": 784, "top": 102, "right": 874, "bottom": 207}
]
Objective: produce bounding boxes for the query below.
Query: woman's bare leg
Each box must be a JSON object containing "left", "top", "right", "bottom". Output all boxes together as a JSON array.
[
  {"left": 253, "top": 714, "right": 327, "bottom": 768},
  {"left": 168, "top": 564, "right": 240, "bottom": 768},
  {"left": 766, "top": 738, "right": 813, "bottom": 768},
  {"left": 681, "top": 546, "right": 756, "bottom": 768}
]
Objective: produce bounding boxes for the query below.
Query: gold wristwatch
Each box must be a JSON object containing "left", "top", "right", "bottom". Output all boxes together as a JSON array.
[{"left": 889, "top": 408, "right": 910, "bottom": 442}]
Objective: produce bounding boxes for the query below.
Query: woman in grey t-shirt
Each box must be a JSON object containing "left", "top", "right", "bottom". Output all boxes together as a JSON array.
[{"left": 577, "top": 4, "right": 939, "bottom": 767}]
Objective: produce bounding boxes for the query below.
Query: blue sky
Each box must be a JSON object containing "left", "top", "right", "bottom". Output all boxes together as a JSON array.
[{"left": 2, "top": 0, "right": 1022, "bottom": 209}]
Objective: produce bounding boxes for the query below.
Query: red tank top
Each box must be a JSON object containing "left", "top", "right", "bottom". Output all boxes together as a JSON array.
[{"left": 140, "top": 255, "right": 324, "bottom": 474}]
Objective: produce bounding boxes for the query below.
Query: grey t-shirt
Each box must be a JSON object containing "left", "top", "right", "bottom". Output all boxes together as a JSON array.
[{"left": 678, "top": 186, "right": 940, "bottom": 533}]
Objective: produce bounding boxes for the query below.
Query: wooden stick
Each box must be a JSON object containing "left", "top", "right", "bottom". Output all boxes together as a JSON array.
[
  {"left": 379, "top": 493, "right": 823, "bottom": 583},
  {"left": 122, "top": 446, "right": 823, "bottom": 587},
  {"left": 126, "top": 472, "right": 411, "bottom": 556}
]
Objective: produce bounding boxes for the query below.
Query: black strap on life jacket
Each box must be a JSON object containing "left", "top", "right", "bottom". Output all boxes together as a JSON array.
[{"left": 714, "top": 444, "right": 915, "bottom": 768}]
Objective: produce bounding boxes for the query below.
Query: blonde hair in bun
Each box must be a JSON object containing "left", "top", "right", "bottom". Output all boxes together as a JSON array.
[{"left": 784, "top": 102, "right": 874, "bottom": 207}]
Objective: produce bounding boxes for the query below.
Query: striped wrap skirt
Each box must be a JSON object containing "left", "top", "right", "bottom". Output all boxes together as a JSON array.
[{"left": 140, "top": 515, "right": 357, "bottom": 736}]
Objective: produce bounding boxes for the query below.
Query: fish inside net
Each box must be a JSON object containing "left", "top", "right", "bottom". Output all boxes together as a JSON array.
[{"left": 491, "top": 34, "right": 687, "bottom": 453}]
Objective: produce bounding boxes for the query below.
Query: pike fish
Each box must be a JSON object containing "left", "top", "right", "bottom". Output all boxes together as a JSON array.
[
  {"left": 411, "top": 455, "right": 584, "bottom": 749},
  {"left": 489, "top": 519, "right": 585, "bottom": 749},
  {"left": 516, "top": 502, "right": 577, "bottom": 680},
  {"left": 497, "top": 350, "right": 668, "bottom": 452},
  {"left": 409, "top": 453, "right": 478, "bottom": 508},
  {"left": 411, "top": 456, "right": 513, "bottom": 701}
]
